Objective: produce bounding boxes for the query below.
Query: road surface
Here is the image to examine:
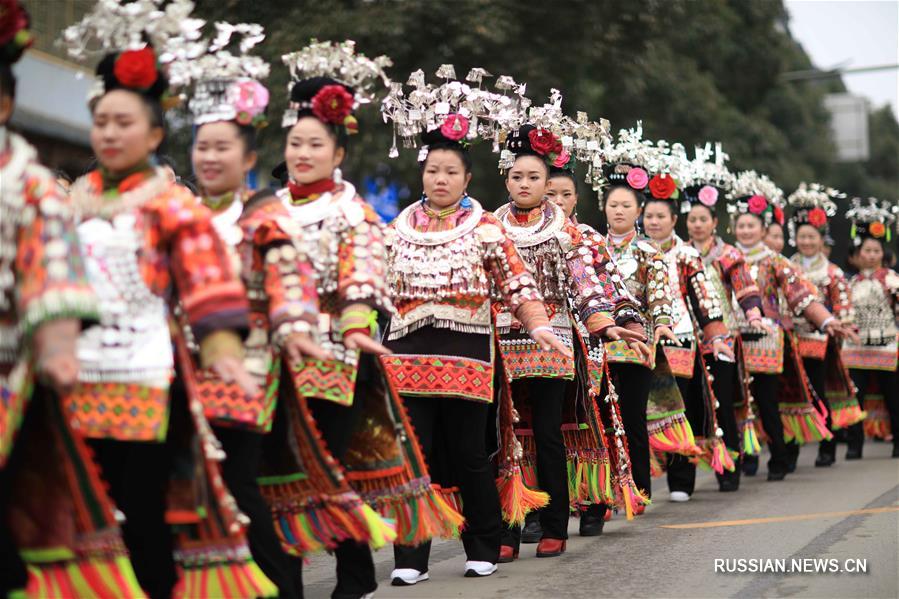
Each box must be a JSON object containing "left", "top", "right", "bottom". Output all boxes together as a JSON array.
[{"left": 302, "top": 440, "right": 899, "bottom": 598}]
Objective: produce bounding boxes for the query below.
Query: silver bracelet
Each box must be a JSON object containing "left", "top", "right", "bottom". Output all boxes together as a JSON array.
[{"left": 529, "top": 325, "right": 553, "bottom": 337}]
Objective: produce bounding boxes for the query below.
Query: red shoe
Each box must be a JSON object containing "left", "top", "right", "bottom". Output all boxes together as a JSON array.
[
  {"left": 604, "top": 509, "right": 613, "bottom": 521},
  {"left": 633, "top": 504, "right": 645, "bottom": 516},
  {"left": 535, "top": 538, "right": 566, "bottom": 558},
  {"left": 498, "top": 545, "right": 518, "bottom": 563}
]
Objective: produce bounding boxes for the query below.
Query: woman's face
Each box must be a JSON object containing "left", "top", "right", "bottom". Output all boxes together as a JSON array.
[
  {"left": 796, "top": 224, "right": 823, "bottom": 258},
  {"left": 686, "top": 205, "right": 717, "bottom": 244},
  {"left": 90, "top": 90, "right": 163, "bottom": 174},
  {"left": 735, "top": 213, "right": 764, "bottom": 246},
  {"left": 604, "top": 187, "right": 642, "bottom": 235},
  {"left": 192, "top": 121, "right": 256, "bottom": 197},
  {"left": 642, "top": 201, "right": 677, "bottom": 241},
  {"left": 284, "top": 116, "right": 345, "bottom": 185},
  {"left": 764, "top": 223, "right": 785, "bottom": 253},
  {"left": 505, "top": 155, "right": 547, "bottom": 209},
  {"left": 421, "top": 149, "right": 471, "bottom": 209},
  {"left": 546, "top": 175, "right": 578, "bottom": 218},
  {"left": 858, "top": 238, "right": 884, "bottom": 270}
]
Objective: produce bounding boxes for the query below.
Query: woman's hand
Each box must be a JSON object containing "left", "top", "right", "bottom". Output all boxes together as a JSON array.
[
  {"left": 344, "top": 331, "right": 392, "bottom": 355},
  {"left": 825, "top": 321, "right": 860, "bottom": 345},
  {"left": 211, "top": 356, "right": 260, "bottom": 398},
  {"left": 602, "top": 325, "right": 652, "bottom": 361},
  {"left": 654, "top": 325, "right": 680, "bottom": 346},
  {"left": 748, "top": 316, "right": 776, "bottom": 336},
  {"left": 711, "top": 337, "right": 735, "bottom": 361},
  {"left": 531, "top": 328, "right": 573, "bottom": 358},
  {"left": 285, "top": 332, "right": 333, "bottom": 363},
  {"left": 34, "top": 318, "right": 81, "bottom": 396}
]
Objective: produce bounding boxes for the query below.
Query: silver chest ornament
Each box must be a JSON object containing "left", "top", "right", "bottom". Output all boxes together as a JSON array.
[{"left": 76, "top": 213, "right": 174, "bottom": 387}]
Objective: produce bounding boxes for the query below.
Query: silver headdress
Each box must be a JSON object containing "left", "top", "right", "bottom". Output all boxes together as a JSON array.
[
  {"left": 786, "top": 182, "right": 843, "bottom": 244},
  {"left": 60, "top": 0, "right": 206, "bottom": 100},
  {"left": 726, "top": 170, "right": 785, "bottom": 228},
  {"left": 381, "top": 64, "right": 529, "bottom": 161},
  {"left": 677, "top": 143, "right": 733, "bottom": 213},
  {"left": 172, "top": 22, "right": 271, "bottom": 127},
  {"left": 281, "top": 39, "right": 392, "bottom": 129},
  {"left": 845, "top": 197, "right": 895, "bottom": 245}
]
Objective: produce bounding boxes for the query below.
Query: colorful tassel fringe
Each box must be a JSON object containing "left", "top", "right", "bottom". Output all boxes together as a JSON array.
[
  {"left": 828, "top": 399, "right": 867, "bottom": 430},
  {"left": 695, "top": 438, "right": 736, "bottom": 474},
  {"left": 175, "top": 560, "right": 278, "bottom": 599},
  {"left": 268, "top": 492, "right": 397, "bottom": 555},
  {"left": 364, "top": 480, "right": 465, "bottom": 546},
  {"left": 648, "top": 412, "right": 702, "bottom": 455},
  {"left": 779, "top": 402, "right": 833, "bottom": 444},
  {"left": 741, "top": 419, "right": 762, "bottom": 456},
  {"left": 24, "top": 556, "right": 143, "bottom": 599},
  {"left": 496, "top": 467, "right": 550, "bottom": 527}
]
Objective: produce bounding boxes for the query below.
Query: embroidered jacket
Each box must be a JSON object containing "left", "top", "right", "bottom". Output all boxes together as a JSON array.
[
  {"left": 735, "top": 243, "right": 818, "bottom": 330},
  {"left": 656, "top": 235, "right": 727, "bottom": 343},
  {"left": 65, "top": 168, "right": 250, "bottom": 441},
  {"left": 279, "top": 182, "right": 393, "bottom": 406},
  {"left": 385, "top": 199, "right": 541, "bottom": 340},
  {"left": 695, "top": 237, "right": 763, "bottom": 350},
  {"left": 0, "top": 132, "right": 98, "bottom": 465},
  {"left": 192, "top": 190, "right": 319, "bottom": 431},
  {"left": 791, "top": 253, "right": 853, "bottom": 326},
  {"left": 847, "top": 268, "right": 899, "bottom": 346},
  {"left": 605, "top": 228, "right": 674, "bottom": 365},
  {"left": 493, "top": 201, "right": 634, "bottom": 339}
]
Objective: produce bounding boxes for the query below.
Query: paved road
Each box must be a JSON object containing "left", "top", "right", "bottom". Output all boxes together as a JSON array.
[{"left": 302, "top": 441, "right": 899, "bottom": 598}]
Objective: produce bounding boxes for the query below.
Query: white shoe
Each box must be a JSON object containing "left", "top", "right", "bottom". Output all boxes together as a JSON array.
[
  {"left": 464, "top": 561, "right": 497, "bottom": 577},
  {"left": 669, "top": 491, "right": 691, "bottom": 502},
  {"left": 390, "top": 568, "right": 429, "bottom": 586}
]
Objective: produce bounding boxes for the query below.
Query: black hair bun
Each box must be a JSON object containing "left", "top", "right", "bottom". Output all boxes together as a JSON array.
[{"left": 95, "top": 49, "right": 168, "bottom": 102}]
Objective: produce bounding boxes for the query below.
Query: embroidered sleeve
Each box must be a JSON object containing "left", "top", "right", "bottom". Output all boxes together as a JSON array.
[
  {"left": 244, "top": 207, "right": 319, "bottom": 347},
  {"left": 721, "top": 249, "right": 763, "bottom": 317},
  {"left": 157, "top": 186, "right": 249, "bottom": 342},
  {"left": 641, "top": 247, "right": 674, "bottom": 328},
  {"left": 480, "top": 214, "right": 543, "bottom": 314},
  {"left": 561, "top": 224, "right": 623, "bottom": 334},
  {"left": 680, "top": 250, "right": 726, "bottom": 338},
  {"left": 14, "top": 163, "right": 98, "bottom": 339},
  {"left": 826, "top": 264, "right": 853, "bottom": 325},
  {"left": 336, "top": 197, "right": 393, "bottom": 316},
  {"left": 880, "top": 269, "right": 899, "bottom": 318},
  {"left": 774, "top": 255, "right": 818, "bottom": 316}
]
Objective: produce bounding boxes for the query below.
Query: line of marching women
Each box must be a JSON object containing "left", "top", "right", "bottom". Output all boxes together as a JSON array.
[{"left": 1, "top": 1, "right": 897, "bottom": 598}]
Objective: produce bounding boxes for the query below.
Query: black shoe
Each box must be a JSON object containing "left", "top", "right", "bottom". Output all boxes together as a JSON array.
[
  {"left": 742, "top": 455, "right": 759, "bottom": 476},
  {"left": 815, "top": 453, "right": 835, "bottom": 467},
  {"left": 892, "top": 445, "right": 899, "bottom": 458},
  {"left": 579, "top": 505, "right": 606, "bottom": 537},
  {"left": 767, "top": 470, "right": 786, "bottom": 481},
  {"left": 719, "top": 477, "right": 740, "bottom": 492},
  {"left": 845, "top": 447, "right": 863, "bottom": 460},
  {"left": 520, "top": 516, "right": 543, "bottom": 544},
  {"left": 785, "top": 445, "right": 799, "bottom": 473}
]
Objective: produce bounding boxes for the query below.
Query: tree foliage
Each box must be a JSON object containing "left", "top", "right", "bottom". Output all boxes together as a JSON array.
[{"left": 175, "top": 0, "right": 897, "bottom": 231}]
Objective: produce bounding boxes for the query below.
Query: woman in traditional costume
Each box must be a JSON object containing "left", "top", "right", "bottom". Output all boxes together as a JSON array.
[
  {"left": 263, "top": 43, "right": 462, "bottom": 598},
  {"left": 60, "top": 1, "right": 277, "bottom": 596},
  {"left": 639, "top": 145, "right": 737, "bottom": 502},
  {"left": 727, "top": 171, "right": 853, "bottom": 480},
  {"left": 841, "top": 198, "right": 899, "bottom": 459},
  {"left": 787, "top": 183, "right": 863, "bottom": 467},
  {"left": 680, "top": 144, "right": 767, "bottom": 492}
]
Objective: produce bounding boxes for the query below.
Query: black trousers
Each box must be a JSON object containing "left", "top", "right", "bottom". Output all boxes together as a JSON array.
[
  {"left": 803, "top": 357, "right": 835, "bottom": 458},
  {"left": 394, "top": 395, "right": 502, "bottom": 571},
  {"left": 502, "top": 377, "right": 570, "bottom": 548},
  {"left": 610, "top": 363, "right": 652, "bottom": 498},
  {"left": 750, "top": 373, "right": 789, "bottom": 474},
  {"left": 308, "top": 395, "right": 376, "bottom": 598},
  {"left": 667, "top": 356, "right": 742, "bottom": 493},
  {"left": 848, "top": 368, "right": 899, "bottom": 450},
  {"left": 90, "top": 437, "right": 177, "bottom": 599},
  {"left": 214, "top": 426, "right": 302, "bottom": 599}
]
